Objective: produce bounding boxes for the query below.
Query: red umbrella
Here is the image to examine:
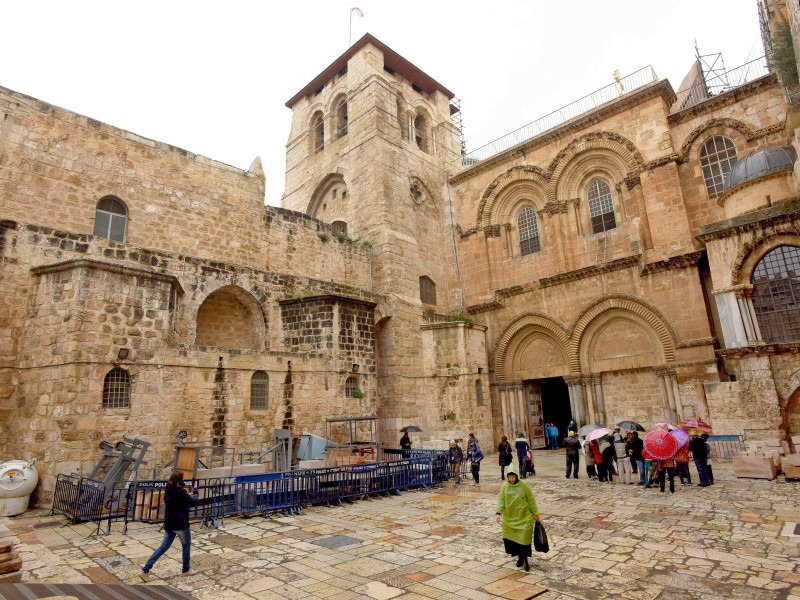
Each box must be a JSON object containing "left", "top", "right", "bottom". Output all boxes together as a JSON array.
[
  {"left": 643, "top": 430, "right": 678, "bottom": 461},
  {"left": 679, "top": 418, "right": 713, "bottom": 434}
]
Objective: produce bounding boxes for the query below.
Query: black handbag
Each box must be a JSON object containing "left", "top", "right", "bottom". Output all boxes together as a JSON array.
[{"left": 533, "top": 520, "right": 549, "bottom": 553}]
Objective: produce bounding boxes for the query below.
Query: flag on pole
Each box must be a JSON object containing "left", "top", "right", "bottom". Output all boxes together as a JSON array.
[{"left": 349, "top": 6, "right": 364, "bottom": 47}]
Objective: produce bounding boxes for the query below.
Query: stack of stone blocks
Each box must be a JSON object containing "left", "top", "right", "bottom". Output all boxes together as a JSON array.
[
  {"left": 733, "top": 437, "right": 800, "bottom": 480},
  {"left": 0, "top": 524, "right": 20, "bottom": 580}
]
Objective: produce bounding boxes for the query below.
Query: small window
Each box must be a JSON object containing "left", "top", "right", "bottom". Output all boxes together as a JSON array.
[
  {"left": 102, "top": 367, "right": 130, "bottom": 409},
  {"left": 475, "top": 380, "right": 484, "bottom": 406},
  {"left": 752, "top": 245, "right": 800, "bottom": 344},
  {"left": 332, "top": 221, "right": 348, "bottom": 236},
  {"left": 345, "top": 376, "right": 360, "bottom": 398},
  {"left": 517, "top": 206, "right": 541, "bottom": 256},
  {"left": 336, "top": 99, "right": 348, "bottom": 138},
  {"left": 414, "top": 113, "right": 429, "bottom": 153},
  {"left": 587, "top": 179, "right": 616, "bottom": 234},
  {"left": 94, "top": 196, "right": 128, "bottom": 243},
  {"left": 419, "top": 276, "right": 436, "bottom": 305},
  {"left": 700, "top": 136, "right": 738, "bottom": 199},
  {"left": 312, "top": 112, "right": 324, "bottom": 153},
  {"left": 250, "top": 371, "right": 269, "bottom": 410}
]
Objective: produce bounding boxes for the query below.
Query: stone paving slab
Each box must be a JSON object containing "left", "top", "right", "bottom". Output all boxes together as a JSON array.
[{"left": 1, "top": 451, "right": 799, "bottom": 599}]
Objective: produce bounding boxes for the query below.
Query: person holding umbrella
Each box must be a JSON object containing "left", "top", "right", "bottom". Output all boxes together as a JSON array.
[
  {"left": 495, "top": 464, "right": 540, "bottom": 573},
  {"left": 399, "top": 432, "right": 412, "bottom": 458}
]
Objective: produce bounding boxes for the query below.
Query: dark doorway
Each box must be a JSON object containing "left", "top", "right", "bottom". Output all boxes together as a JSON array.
[{"left": 540, "top": 377, "right": 572, "bottom": 444}]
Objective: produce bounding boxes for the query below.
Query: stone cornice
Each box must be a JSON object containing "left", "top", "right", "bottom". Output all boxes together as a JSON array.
[
  {"left": 449, "top": 80, "right": 676, "bottom": 184},
  {"left": 466, "top": 300, "right": 505, "bottom": 314},
  {"left": 539, "top": 256, "right": 640, "bottom": 289},
  {"left": 420, "top": 321, "right": 488, "bottom": 332},
  {"left": 668, "top": 74, "right": 779, "bottom": 125},
  {"left": 278, "top": 294, "right": 377, "bottom": 309},
  {"left": 30, "top": 258, "right": 185, "bottom": 295},
  {"left": 639, "top": 251, "right": 704, "bottom": 276},
  {"left": 718, "top": 341, "right": 800, "bottom": 359},
  {"left": 676, "top": 337, "right": 716, "bottom": 349},
  {"left": 696, "top": 196, "right": 800, "bottom": 243}
]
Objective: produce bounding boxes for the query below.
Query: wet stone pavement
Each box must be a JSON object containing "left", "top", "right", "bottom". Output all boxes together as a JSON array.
[{"left": 1, "top": 450, "right": 800, "bottom": 600}]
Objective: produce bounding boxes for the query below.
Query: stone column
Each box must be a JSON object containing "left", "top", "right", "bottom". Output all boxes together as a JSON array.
[
  {"left": 737, "top": 287, "right": 764, "bottom": 344},
  {"left": 513, "top": 385, "right": 526, "bottom": 437},
  {"left": 564, "top": 375, "right": 584, "bottom": 426},
  {"left": 656, "top": 367, "right": 678, "bottom": 424},
  {"left": 499, "top": 386, "right": 513, "bottom": 437},
  {"left": 582, "top": 375, "right": 596, "bottom": 424},
  {"left": 591, "top": 374, "right": 605, "bottom": 425},
  {"left": 713, "top": 290, "right": 749, "bottom": 348}
]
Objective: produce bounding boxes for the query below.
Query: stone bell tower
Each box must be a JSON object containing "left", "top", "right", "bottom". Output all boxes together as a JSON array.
[{"left": 282, "top": 34, "right": 492, "bottom": 444}]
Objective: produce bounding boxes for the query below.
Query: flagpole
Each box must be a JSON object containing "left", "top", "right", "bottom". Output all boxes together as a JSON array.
[{"left": 349, "top": 9, "right": 352, "bottom": 47}]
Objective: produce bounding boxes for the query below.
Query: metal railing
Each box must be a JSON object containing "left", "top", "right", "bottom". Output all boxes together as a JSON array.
[
  {"left": 673, "top": 56, "right": 771, "bottom": 112},
  {"left": 55, "top": 456, "right": 445, "bottom": 535},
  {"left": 461, "top": 66, "right": 658, "bottom": 166},
  {"left": 707, "top": 435, "right": 745, "bottom": 460}
]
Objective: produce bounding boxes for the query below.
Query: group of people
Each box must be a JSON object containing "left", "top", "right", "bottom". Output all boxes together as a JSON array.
[
  {"left": 443, "top": 433, "right": 485, "bottom": 487},
  {"left": 563, "top": 427, "right": 716, "bottom": 493},
  {"left": 497, "top": 432, "right": 537, "bottom": 480}
]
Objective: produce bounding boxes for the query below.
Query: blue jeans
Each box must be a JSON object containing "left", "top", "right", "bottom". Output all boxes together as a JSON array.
[
  {"left": 143, "top": 527, "right": 191, "bottom": 573},
  {"left": 637, "top": 459, "right": 646, "bottom": 484},
  {"left": 517, "top": 455, "right": 527, "bottom": 478},
  {"left": 694, "top": 459, "right": 709, "bottom": 485}
]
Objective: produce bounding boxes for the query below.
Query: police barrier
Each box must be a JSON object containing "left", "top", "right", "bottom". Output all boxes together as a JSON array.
[
  {"left": 73, "top": 456, "right": 444, "bottom": 534},
  {"left": 51, "top": 474, "right": 107, "bottom": 532},
  {"left": 707, "top": 435, "right": 745, "bottom": 460}
]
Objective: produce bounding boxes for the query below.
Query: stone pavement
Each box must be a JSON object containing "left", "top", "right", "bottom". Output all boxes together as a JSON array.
[{"left": 1, "top": 450, "right": 799, "bottom": 600}]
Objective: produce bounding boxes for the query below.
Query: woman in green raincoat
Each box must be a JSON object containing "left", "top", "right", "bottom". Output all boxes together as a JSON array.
[{"left": 495, "top": 463, "right": 540, "bottom": 572}]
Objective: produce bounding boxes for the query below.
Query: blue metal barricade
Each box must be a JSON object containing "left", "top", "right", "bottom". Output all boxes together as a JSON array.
[
  {"left": 51, "top": 474, "right": 107, "bottom": 532},
  {"left": 60, "top": 455, "right": 440, "bottom": 535},
  {"left": 707, "top": 435, "right": 745, "bottom": 460}
]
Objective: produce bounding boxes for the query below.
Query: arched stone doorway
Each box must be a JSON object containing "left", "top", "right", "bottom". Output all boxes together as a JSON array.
[{"left": 494, "top": 315, "right": 571, "bottom": 448}]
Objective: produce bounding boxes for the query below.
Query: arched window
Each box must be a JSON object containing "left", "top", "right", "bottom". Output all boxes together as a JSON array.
[
  {"left": 345, "top": 376, "right": 360, "bottom": 398},
  {"left": 332, "top": 221, "right": 348, "bottom": 236},
  {"left": 414, "top": 113, "right": 429, "bottom": 153},
  {"left": 699, "top": 136, "right": 738, "bottom": 199},
  {"left": 336, "top": 99, "right": 348, "bottom": 138},
  {"left": 93, "top": 196, "right": 128, "bottom": 243},
  {"left": 752, "top": 245, "right": 800, "bottom": 343},
  {"left": 475, "top": 380, "right": 484, "bottom": 406},
  {"left": 250, "top": 371, "right": 269, "bottom": 410},
  {"left": 312, "top": 111, "right": 324, "bottom": 153},
  {"left": 102, "top": 367, "right": 130, "bottom": 408},
  {"left": 419, "top": 276, "right": 436, "bottom": 305},
  {"left": 587, "top": 179, "right": 616, "bottom": 234},
  {"left": 517, "top": 206, "right": 541, "bottom": 256}
]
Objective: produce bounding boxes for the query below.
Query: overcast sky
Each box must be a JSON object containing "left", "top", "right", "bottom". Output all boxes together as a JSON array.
[{"left": 3, "top": 1, "right": 763, "bottom": 206}]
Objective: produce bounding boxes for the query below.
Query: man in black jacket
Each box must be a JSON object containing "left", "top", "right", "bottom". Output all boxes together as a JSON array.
[
  {"left": 563, "top": 431, "right": 581, "bottom": 478},
  {"left": 628, "top": 432, "right": 645, "bottom": 485},
  {"left": 689, "top": 432, "right": 710, "bottom": 486}
]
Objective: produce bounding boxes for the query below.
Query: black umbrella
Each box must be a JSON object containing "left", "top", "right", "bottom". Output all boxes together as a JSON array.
[
  {"left": 616, "top": 420, "right": 645, "bottom": 432},
  {"left": 400, "top": 425, "right": 422, "bottom": 433},
  {"left": 577, "top": 423, "right": 606, "bottom": 436}
]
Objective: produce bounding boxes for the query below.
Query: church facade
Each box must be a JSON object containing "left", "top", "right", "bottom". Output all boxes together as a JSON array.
[{"left": 1, "top": 28, "right": 799, "bottom": 501}]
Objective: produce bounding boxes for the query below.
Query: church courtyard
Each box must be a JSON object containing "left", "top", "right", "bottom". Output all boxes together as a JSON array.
[{"left": 2, "top": 450, "right": 799, "bottom": 600}]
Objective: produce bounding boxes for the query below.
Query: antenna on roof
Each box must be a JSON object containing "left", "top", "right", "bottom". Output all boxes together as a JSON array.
[{"left": 349, "top": 6, "right": 364, "bottom": 48}]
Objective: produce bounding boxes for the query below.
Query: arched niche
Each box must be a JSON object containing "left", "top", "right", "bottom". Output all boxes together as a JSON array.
[{"left": 195, "top": 285, "right": 266, "bottom": 351}]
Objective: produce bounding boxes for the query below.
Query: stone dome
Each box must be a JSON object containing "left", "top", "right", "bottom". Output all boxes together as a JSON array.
[{"left": 723, "top": 145, "right": 797, "bottom": 193}]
